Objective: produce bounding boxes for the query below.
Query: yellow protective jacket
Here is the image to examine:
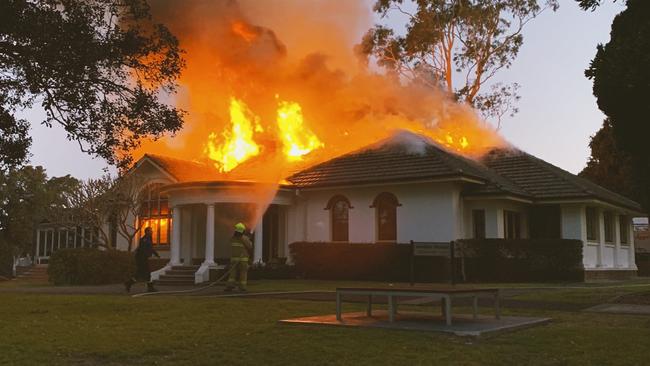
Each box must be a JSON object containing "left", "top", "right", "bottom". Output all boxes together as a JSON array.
[{"left": 230, "top": 234, "right": 253, "bottom": 262}]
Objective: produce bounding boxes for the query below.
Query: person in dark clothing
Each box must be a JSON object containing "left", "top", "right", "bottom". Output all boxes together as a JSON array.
[{"left": 125, "top": 227, "right": 160, "bottom": 293}]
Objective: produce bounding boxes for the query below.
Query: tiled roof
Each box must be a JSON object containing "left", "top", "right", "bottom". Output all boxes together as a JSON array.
[
  {"left": 286, "top": 136, "right": 499, "bottom": 188},
  {"left": 143, "top": 154, "right": 222, "bottom": 182},
  {"left": 136, "top": 132, "right": 643, "bottom": 212},
  {"left": 476, "top": 149, "right": 642, "bottom": 211}
]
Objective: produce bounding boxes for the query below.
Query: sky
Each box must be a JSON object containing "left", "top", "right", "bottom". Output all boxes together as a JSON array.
[{"left": 21, "top": 0, "right": 626, "bottom": 180}]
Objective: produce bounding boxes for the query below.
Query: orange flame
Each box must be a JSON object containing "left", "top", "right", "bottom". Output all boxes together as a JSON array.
[
  {"left": 206, "top": 97, "right": 262, "bottom": 172},
  {"left": 277, "top": 100, "right": 324, "bottom": 161}
]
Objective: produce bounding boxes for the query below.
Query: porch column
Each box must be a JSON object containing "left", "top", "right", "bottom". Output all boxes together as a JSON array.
[
  {"left": 35, "top": 230, "right": 41, "bottom": 264},
  {"left": 204, "top": 204, "right": 215, "bottom": 265},
  {"left": 613, "top": 215, "right": 621, "bottom": 268},
  {"left": 597, "top": 208, "right": 605, "bottom": 267},
  {"left": 254, "top": 220, "right": 263, "bottom": 264},
  {"left": 629, "top": 223, "right": 637, "bottom": 270},
  {"left": 170, "top": 206, "right": 182, "bottom": 266}
]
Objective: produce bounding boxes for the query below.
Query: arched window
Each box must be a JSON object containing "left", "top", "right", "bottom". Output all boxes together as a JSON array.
[
  {"left": 372, "top": 192, "right": 400, "bottom": 242},
  {"left": 138, "top": 184, "right": 171, "bottom": 246},
  {"left": 326, "top": 195, "right": 352, "bottom": 242}
]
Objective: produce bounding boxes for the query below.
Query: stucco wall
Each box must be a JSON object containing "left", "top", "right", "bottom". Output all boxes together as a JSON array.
[
  {"left": 462, "top": 199, "right": 529, "bottom": 239},
  {"left": 288, "top": 182, "right": 463, "bottom": 244}
]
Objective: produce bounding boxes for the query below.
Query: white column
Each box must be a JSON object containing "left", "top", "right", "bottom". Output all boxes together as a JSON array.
[
  {"left": 35, "top": 230, "right": 41, "bottom": 264},
  {"left": 597, "top": 208, "right": 605, "bottom": 267},
  {"left": 170, "top": 206, "right": 182, "bottom": 266},
  {"left": 613, "top": 215, "right": 621, "bottom": 268},
  {"left": 253, "top": 221, "right": 264, "bottom": 264},
  {"left": 629, "top": 222, "right": 637, "bottom": 270},
  {"left": 80, "top": 228, "right": 85, "bottom": 248},
  {"left": 204, "top": 204, "right": 215, "bottom": 265}
]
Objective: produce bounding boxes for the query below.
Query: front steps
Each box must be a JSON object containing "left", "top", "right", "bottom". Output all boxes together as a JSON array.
[
  {"left": 15, "top": 264, "right": 49, "bottom": 281},
  {"left": 155, "top": 265, "right": 199, "bottom": 286}
]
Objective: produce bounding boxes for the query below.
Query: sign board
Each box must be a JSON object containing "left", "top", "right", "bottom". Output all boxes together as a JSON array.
[
  {"left": 409, "top": 240, "right": 457, "bottom": 286},
  {"left": 412, "top": 242, "right": 452, "bottom": 257}
]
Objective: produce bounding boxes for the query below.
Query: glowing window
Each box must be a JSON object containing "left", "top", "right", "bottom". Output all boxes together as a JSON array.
[{"left": 138, "top": 184, "right": 171, "bottom": 246}]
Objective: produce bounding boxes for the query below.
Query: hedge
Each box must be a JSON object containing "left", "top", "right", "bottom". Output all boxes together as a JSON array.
[
  {"left": 457, "top": 239, "right": 584, "bottom": 282},
  {"left": 0, "top": 241, "right": 13, "bottom": 278},
  {"left": 290, "top": 239, "right": 584, "bottom": 282},
  {"left": 637, "top": 252, "right": 650, "bottom": 277},
  {"left": 48, "top": 248, "right": 135, "bottom": 285}
]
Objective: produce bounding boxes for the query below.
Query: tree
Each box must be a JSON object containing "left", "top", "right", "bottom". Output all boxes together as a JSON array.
[
  {"left": 0, "top": 0, "right": 185, "bottom": 171},
  {"left": 584, "top": 0, "right": 650, "bottom": 213},
  {"left": 361, "top": 0, "right": 558, "bottom": 125},
  {"left": 575, "top": 0, "right": 618, "bottom": 11},
  {"left": 0, "top": 166, "right": 79, "bottom": 273},
  {"left": 580, "top": 119, "right": 642, "bottom": 205},
  {"left": 0, "top": 107, "right": 30, "bottom": 173},
  {"left": 57, "top": 173, "right": 146, "bottom": 251},
  {"left": 58, "top": 175, "right": 116, "bottom": 249},
  {"left": 111, "top": 173, "right": 148, "bottom": 252}
]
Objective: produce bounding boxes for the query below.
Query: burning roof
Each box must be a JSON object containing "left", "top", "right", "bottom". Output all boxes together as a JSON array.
[{"left": 139, "top": 131, "right": 642, "bottom": 213}]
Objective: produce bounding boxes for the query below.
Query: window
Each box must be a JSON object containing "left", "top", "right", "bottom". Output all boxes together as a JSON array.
[
  {"left": 586, "top": 207, "right": 599, "bottom": 242},
  {"left": 326, "top": 195, "right": 351, "bottom": 242},
  {"left": 372, "top": 192, "right": 400, "bottom": 242},
  {"left": 620, "top": 215, "right": 630, "bottom": 245},
  {"left": 603, "top": 211, "right": 614, "bottom": 243},
  {"left": 472, "top": 209, "right": 486, "bottom": 239},
  {"left": 503, "top": 210, "right": 521, "bottom": 239},
  {"left": 138, "top": 184, "right": 172, "bottom": 246}
]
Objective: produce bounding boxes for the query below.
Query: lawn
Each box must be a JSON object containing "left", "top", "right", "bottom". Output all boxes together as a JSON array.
[{"left": 2, "top": 280, "right": 650, "bottom": 365}]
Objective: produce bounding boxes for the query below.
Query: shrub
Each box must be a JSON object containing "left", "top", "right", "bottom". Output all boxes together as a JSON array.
[
  {"left": 0, "top": 241, "right": 13, "bottom": 278},
  {"left": 290, "top": 242, "right": 414, "bottom": 281},
  {"left": 48, "top": 248, "right": 136, "bottom": 285},
  {"left": 637, "top": 252, "right": 650, "bottom": 277},
  {"left": 457, "top": 239, "right": 584, "bottom": 282},
  {"left": 290, "top": 239, "right": 584, "bottom": 282}
]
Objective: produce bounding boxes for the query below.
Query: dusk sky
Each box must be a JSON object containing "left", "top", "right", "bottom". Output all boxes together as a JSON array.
[{"left": 21, "top": 0, "right": 625, "bottom": 180}]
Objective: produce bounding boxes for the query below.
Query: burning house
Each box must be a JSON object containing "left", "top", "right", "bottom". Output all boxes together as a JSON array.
[
  {"left": 34, "top": 2, "right": 646, "bottom": 282},
  {"left": 119, "top": 129, "right": 643, "bottom": 284}
]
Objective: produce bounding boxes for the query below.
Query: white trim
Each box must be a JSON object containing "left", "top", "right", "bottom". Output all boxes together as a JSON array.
[
  {"left": 464, "top": 195, "right": 533, "bottom": 204},
  {"left": 297, "top": 176, "right": 485, "bottom": 192},
  {"left": 129, "top": 156, "right": 179, "bottom": 183}
]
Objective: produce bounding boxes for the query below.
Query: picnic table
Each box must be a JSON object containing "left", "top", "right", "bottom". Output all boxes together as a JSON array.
[{"left": 335, "top": 287, "right": 501, "bottom": 326}]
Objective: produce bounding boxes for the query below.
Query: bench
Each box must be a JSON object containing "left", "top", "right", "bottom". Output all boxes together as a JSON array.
[{"left": 335, "top": 287, "right": 501, "bottom": 326}]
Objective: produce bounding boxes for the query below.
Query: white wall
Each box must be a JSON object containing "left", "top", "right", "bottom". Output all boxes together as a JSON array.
[
  {"left": 289, "top": 182, "right": 463, "bottom": 244},
  {"left": 560, "top": 203, "right": 637, "bottom": 270},
  {"left": 462, "top": 199, "right": 530, "bottom": 239}
]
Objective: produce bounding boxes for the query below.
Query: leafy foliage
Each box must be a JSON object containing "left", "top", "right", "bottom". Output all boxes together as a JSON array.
[
  {"left": 0, "top": 0, "right": 185, "bottom": 171},
  {"left": 585, "top": 0, "right": 650, "bottom": 213},
  {"left": 457, "top": 238, "right": 584, "bottom": 282},
  {"left": 290, "top": 239, "right": 582, "bottom": 282},
  {"left": 0, "top": 107, "right": 30, "bottom": 172},
  {"left": 361, "top": 0, "right": 558, "bottom": 124},
  {"left": 47, "top": 248, "right": 134, "bottom": 285},
  {"left": 580, "top": 119, "right": 640, "bottom": 205},
  {"left": 0, "top": 166, "right": 79, "bottom": 258}
]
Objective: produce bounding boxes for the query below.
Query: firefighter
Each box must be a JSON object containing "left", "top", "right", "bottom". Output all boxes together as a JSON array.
[
  {"left": 224, "top": 222, "right": 253, "bottom": 292},
  {"left": 125, "top": 227, "right": 160, "bottom": 293}
]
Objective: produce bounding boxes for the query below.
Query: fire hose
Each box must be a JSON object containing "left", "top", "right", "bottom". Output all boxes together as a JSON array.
[{"left": 131, "top": 263, "right": 237, "bottom": 298}]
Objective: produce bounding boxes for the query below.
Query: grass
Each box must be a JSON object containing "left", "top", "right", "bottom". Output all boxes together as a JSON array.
[{"left": 2, "top": 279, "right": 650, "bottom": 365}]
